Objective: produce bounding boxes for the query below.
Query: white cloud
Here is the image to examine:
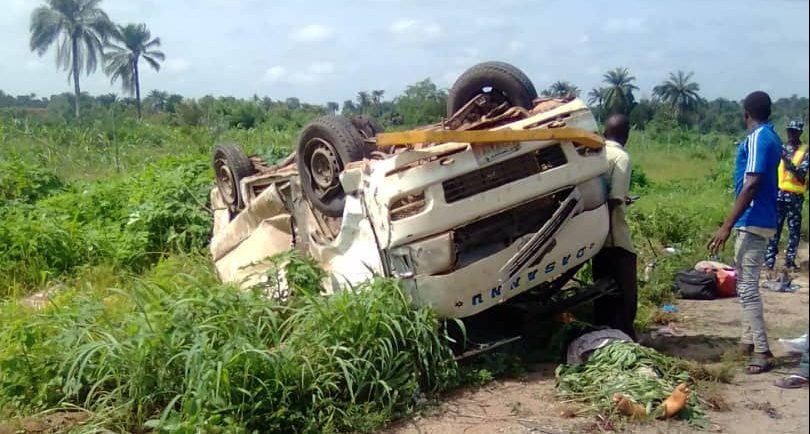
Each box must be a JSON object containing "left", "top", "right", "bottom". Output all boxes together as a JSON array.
[
  {"left": 290, "top": 24, "right": 334, "bottom": 42},
  {"left": 265, "top": 65, "right": 287, "bottom": 82},
  {"left": 390, "top": 19, "right": 419, "bottom": 33},
  {"left": 265, "top": 62, "right": 335, "bottom": 85},
  {"left": 602, "top": 17, "right": 647, "bottom": 34},
  {"left": 165, "top": 58, "right": 191, "bottom": 73},
  {"left": 389, "top": 19, "right": 441, "bottom": 41},
  {"left": 308, "top": 61, "right": 334, "bottom": 75}
]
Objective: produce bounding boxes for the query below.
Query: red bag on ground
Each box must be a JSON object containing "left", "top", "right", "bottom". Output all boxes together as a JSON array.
[
  {"left": 694, "top": 261, "right": 737, "bottom": 298},
  {"left": 713, "top": 267, "right": 737, "bottom": 297}
]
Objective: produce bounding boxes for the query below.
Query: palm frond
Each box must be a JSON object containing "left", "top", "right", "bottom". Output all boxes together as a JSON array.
[
  {"left": 144, "top": 49, "right": 165, "bottom": 62},
  {"left": 142, "top": 55, "right": 162, "bottom": 71},
  {"left": 56, "top": 33, "right": 72, "bottom": 71},
  {"left": 144, "top": 37, "right": 162, "bottom": 50},
  {"left": 29, "top": 6, "right": 63, "bottom": 54}
]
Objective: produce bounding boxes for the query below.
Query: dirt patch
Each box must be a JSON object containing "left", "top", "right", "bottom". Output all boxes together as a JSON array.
[
  {"left": 380, "top": 248, "right": 810, "bottom": 434},
  {"left": 0, "top": 411, "right": 90, "bottom": 434}
]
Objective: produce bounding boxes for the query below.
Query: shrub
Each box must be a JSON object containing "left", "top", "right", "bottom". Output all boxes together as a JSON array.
[
  {"left": 0, "top": 157, "right": 64, "bottom": 205},
  {"left": 0, "top": 255, "right": 458, "bottom": 434}
]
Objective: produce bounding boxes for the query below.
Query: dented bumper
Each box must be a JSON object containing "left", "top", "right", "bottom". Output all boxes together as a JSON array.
[{"left": 404, "top": 204, "right": 608, "bottom": 318}]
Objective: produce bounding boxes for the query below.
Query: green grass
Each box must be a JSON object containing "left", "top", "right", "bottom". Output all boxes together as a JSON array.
[
  {"left": 2, "top": 110, "right": 809, "bottom": 433},
  {"left": 0, "top": 254, "right": 458, "bottom": 433}
]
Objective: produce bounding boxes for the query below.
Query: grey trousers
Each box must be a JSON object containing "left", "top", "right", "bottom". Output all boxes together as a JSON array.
[{"left": 735, "top": 230, "right": 770, "bottom": 353}]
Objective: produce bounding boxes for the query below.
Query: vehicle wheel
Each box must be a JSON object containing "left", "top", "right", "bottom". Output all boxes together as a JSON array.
[
  {"left": 213, "top": 143, "right": 256, "bottom": 213},
  {"left": 351, "top": 116, "right": 384, "bottom": 140},
  {"left": 352, "top": 116, "right": 391, "bottom": 154},
  {"left": 296, "top": 115, "right": 367, "bottom": 217},
  {"left": 447, "top": 61, "right": 538, "bottom": 116}
]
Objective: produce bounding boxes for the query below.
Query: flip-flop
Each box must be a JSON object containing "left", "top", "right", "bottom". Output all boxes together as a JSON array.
[
  {"left": 774, "top": 375, "right": 809, "bottom": 389},
  {"left": 746, "top": 352, "right": 775, "bottom": 375}
]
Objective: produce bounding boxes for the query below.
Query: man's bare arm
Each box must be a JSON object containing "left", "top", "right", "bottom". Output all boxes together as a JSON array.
[{"left": 708, "top": 173, "right": 762, "bottom": 254}]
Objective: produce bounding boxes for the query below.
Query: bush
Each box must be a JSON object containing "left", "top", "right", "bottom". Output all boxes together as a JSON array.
[
  {"left": 0, "top": 157, "right": 64, "bottom": 205},
  {"left": 0, "top": 255, "right": 458, "bottom": 434},
  {"left": 0, "top": 156, "right": 212, "bottom": 289}
]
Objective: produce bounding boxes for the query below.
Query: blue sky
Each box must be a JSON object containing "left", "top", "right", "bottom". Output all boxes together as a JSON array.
[{"left": 1, "top": 0, "right": 808, "bottom": 104}]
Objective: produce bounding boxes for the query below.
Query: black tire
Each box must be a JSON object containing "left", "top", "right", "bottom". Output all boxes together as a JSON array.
[
  {"left": 213, "top": 143, "right": 256, "bottom": 213},
  {"left": 447, "top": 61, "right": 538, "bottom": 116},
  {"left": 296, "top": 115, "right": 367, "bottom": 217},
  {"left": 351, "top": 116, "right": 384, "bottom": 140}
]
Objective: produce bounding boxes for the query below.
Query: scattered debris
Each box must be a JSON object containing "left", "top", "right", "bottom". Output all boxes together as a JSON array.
[
  {"left": 779, "top": 334, "right": 808, "bottom": 354},
  {"left": 661, "top": 304, "right": 679, "bottom": 313},
  {"left": 650, "top": 322, "right": 685, "bottom": 339}
]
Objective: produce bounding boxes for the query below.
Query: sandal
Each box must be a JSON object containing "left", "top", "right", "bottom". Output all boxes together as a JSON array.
[
  {"left": 746, "top": 352, "right": 775, "bottom": 375},
  {"left": 774, "top": 375, "right": 809, "bottom": 389}
]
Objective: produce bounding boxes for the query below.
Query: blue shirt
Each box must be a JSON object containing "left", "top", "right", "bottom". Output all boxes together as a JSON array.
[{"left": 733, "top": 122, "right": 780, "bottom": 229}]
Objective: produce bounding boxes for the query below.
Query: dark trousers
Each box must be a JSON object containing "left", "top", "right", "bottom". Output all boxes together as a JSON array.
[
  {"left": 766, "top": 191, "right": 804, "bottom": 269},
  {"left": 592, "top": 247, "right": 638, "bottom": 340}
]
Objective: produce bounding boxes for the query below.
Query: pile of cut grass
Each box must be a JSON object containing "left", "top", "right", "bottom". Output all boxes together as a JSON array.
[
  {"left": 0, "top": 254, "right": 458, "bottom": 434},
  {"left": 555, "top": 341, "right": 705, "bottom": 424}
]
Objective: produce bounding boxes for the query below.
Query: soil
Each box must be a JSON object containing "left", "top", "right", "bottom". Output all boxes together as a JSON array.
[{"left": 382, "top": 246, "right": 810, "bottom": 434}]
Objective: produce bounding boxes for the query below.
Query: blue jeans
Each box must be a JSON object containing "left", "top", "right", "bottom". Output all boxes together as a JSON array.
[{"left": 735, "top": 230, "right": 770, "bottom": 353}]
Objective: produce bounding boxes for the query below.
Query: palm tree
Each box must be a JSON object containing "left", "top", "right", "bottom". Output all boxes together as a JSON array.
[
  {"left": 104, "top": 23, "right": 165, "bottom": 117},
  {"left": 342, "top": 100, "right": 357, "bottom": 116},
  {"left": 602, "top": 67, "right": 639, "bottom": 115},
  {"left": 326, "top": 101, "right": 339, "bottom": 114},
  {"left": 146, "top": 89, "right": 168, "bottom": 111},
  {"left": 371, "top": 90, "right": 385, "bottom": 115},
  {"left": 357, "top": 91, "right": 371, "bottom": 113},
  {"left": 548, "top": 81, "right": 580, "bottom": 98},
  {"left": 652, "top": 71, "right": 701, "bottom": 120},
  {"left": 587, "top": 87, "right": 609, "bottom": 122},
  {"left": 587, "top": 88, "right": 607, "bottom": 107},
  {"left": 29, "top": 0, "right": 114, "bottom": 118}
]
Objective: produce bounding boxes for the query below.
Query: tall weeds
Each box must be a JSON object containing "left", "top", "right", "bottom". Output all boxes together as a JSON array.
[{"left": 0, "top": 255, "right": 458, "bottom": 434}]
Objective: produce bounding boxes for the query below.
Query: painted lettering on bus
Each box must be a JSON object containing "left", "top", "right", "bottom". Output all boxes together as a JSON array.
[{"left": 469, "top": 243, "right": 598, "bottom": 308}]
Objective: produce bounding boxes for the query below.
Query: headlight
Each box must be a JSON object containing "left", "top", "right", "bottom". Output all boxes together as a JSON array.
[
  {"left": 387, "top": 232, "right": 455, "bottom": 278},
  {"left": 388, "top": 246, "right": 415, "bottom": 279}
]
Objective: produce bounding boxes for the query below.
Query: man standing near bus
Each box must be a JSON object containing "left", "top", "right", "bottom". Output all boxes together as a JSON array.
[{"left": 708, "top": 91, "right": 781, "bottom": 375}]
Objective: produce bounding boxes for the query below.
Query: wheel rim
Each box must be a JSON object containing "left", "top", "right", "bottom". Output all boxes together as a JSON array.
[
  {"left": 306, "top": 138, "right": 342, "bottom": 198},
  {"left": 478, "top": 87, "right": 510, "bottom": 112},
  {"left": 214, "top": 156, "right": 237, "bottom": 207}
]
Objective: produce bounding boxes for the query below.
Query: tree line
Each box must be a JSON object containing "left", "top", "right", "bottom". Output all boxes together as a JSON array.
[{"left": 14, "top": 1, "right": 810, "bottom": 133}]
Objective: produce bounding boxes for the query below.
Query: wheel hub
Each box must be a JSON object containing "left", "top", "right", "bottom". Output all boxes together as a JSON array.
[
  {"left": 214, "top": 158, "right": 236, "bottom": 204},
  {"left": 309, "top": 139, "right": 340, "bottom": 191}
]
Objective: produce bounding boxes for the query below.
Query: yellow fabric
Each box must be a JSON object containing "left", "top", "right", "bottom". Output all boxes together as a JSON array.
[{"left": 778, "top": 144, "right": 808, "bottom": 193}]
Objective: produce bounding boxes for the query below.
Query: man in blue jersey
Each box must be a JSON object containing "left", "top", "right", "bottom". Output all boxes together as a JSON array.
[{"left": 708, "top": 91, "right": 780, "bottom": 375}]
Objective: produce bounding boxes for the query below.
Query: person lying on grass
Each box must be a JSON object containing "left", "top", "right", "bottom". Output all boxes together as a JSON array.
[{"left": 556, "top": 328, "right": 697, "bottom": 422}]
